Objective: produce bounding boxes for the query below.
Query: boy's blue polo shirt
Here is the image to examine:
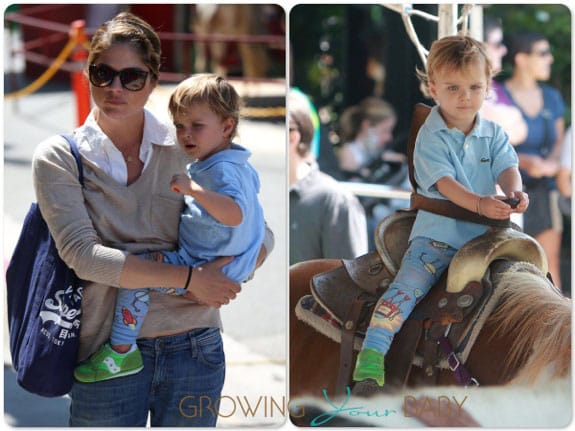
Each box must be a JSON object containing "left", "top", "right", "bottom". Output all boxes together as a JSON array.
[
  {"left": 410, "top": 105, "right": 518, "bottom": 249},
  {"left": 165, "top": 143, "right": 265, "bottom": 283}
]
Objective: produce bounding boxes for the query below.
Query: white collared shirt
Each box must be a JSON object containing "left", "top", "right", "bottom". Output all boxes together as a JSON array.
[{"left": 73, "top": 109, "right": 175, "bottom": 185}]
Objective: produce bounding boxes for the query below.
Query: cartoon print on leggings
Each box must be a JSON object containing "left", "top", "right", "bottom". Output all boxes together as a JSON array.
[
  {"left": 369, "top": 243, "right": 450, "bottom": 333},
  {"left": 122, "top": 291, "right": 149, "bottom": 331},
  {"left": 370, "top": 289, "right": 412, "bottom": 332}
]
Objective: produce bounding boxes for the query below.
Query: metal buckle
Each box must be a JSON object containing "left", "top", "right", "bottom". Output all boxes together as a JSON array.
[
  {"left": 467, "top": 377, "right": 480, "bottom": 388},
  {"left": 448, "top": 351, "right": 460, "bottom": 372}
]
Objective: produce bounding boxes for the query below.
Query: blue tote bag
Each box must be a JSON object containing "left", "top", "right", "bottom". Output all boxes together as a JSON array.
[{"left": 6, "top": 135, "right": 84, "bottom": 397}]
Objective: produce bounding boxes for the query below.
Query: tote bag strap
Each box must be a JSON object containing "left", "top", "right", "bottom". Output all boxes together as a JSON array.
[{"left": 60, "top": 134, "right": 84, "bottom": 187}]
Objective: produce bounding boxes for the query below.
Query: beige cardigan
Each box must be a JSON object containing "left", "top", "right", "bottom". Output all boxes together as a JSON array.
[{"left": 32, "top": 117, "right": 221, "bottom": 360}]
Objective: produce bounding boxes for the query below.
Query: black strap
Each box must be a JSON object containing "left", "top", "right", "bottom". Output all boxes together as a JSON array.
[
  {"left": 61, "top": 134, "right": 84, "bottom": 187},
  {"left": 336, "top": 296, "right": 366, "bottom": 396}
]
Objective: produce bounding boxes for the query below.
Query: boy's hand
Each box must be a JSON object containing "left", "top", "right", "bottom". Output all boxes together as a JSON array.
[
  {"left": 505, "top": 191, "right": 529, "bottom": 214},
  {"left": 170, "top": 174, "right": 194, "bottom": 195},
  {"left": 479, "top": 196, "right": 513, "bottom": 219}
]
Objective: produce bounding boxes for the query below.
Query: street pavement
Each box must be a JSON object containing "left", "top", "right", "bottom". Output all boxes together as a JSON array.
[{"left": 2, "top": 80, "right": 288, "bottom": 427}]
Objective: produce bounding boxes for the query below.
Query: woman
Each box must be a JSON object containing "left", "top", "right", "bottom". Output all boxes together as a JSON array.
[
  {"left": 337, "top": 97, "right": 407, "bottom": 249},
  {"left": 32, "top": 12, "right": 271, "bottom": 426},
  {"left": 337, "top": 97, "right": 400, "bottom": 178},
  {"left": 480, "top": 16, "right": 527, "bottom": 146},
  {"left": 503, "top": 31, "right": 565, "bottom": 290}
]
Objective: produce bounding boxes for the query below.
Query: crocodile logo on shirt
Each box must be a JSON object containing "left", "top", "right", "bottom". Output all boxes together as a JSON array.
[{"left": 480, "top": 157, "right": 490, "bottom": 163}]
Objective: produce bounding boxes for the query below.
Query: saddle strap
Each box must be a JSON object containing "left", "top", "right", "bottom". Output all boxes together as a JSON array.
[
  {"left": 411, "top": 193, "right": 511, "bottom": 228},
  {"left": 336, "top": 296, "right": 366, "bottom": 396},
  {"left": 384, "top": 319, "right": 423, "bottom": 387},
  {"left": 438, "top": 335, "right": 479, "bottom": 387}
]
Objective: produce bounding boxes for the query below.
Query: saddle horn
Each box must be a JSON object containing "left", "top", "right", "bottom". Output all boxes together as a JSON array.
[{"left": 446, "top": 228, "right": 548, "bottom": 293}]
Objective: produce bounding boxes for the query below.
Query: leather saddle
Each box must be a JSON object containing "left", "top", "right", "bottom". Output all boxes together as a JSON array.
[{"left": 296, "top": 210, "right": 548, "bottom": 394}]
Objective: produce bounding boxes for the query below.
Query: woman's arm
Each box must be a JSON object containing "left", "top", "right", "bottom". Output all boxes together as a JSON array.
[
  {"left": 480, "top": 102, "right": 528, "bottom": 146},
  {"left": 120, "top": 254, "right": 240, "bottom": 307},
  {"left": 549, "top": 117, "right": 566, "bottom": 162},
  {"left": 557, "top": 128, "right": 572, "bottom": 197},
  {"left": 518, "top": 117, "right": 564, "bottom": 178},
  {"left": 518, "top": 153, "right": 559, "bottom": 178}
]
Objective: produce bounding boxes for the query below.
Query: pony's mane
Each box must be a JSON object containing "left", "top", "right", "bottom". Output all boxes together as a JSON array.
[{"left": 487, "top": 263, "right": 571, "bottom": 384}]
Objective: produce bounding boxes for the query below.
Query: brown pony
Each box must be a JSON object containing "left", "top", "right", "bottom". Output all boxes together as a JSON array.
[{"left": 290, "top": 259, "right": 571, "bottom": 399}]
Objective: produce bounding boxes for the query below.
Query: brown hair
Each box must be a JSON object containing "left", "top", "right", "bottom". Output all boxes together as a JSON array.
[
  {"left": 88, "top": 12, "right": 161, "bottom": 80},
  {"left": 506, "top": 31, "right": 548, "bottom": 67},
  {"left": 339, "top": 97, "right": 396, "bottom": 143},
  {"left": 417, "top": 34, "right": 492, "bottom": 97},
  {"left": 169, "top": 74, "right": 242, "bottom": 140},
  {"left": 288, "top": 89, "right": 315, "bottom": 156}
]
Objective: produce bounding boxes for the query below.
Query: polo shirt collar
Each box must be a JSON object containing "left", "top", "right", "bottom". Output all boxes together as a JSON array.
[{"left": 426, "top": 105, "right": 494, "bottom": 139}]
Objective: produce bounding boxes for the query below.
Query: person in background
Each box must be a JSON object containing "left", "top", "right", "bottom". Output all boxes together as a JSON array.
[
  {"left": 337, "top": 97, "right": 402, "bottom": 178},
  {"left": 337, "top": 97, "right": 410, "bottom": 249},
  {"left": 289, "top": 89, "right": 368, "bottom": 264},
  {"left": 556, "top": 126, "right": 571, "bottom": 217},
  {"left": 480, "top": 16, "right": 528, "bottom": 146},
  {"left": 503, "top": 30, "right": 565, "bottom": 290}
]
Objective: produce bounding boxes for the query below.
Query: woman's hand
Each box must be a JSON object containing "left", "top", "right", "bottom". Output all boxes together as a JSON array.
[
  {"left": 184, "top": 256, "right": 241, "bottom": 308},
  {"left": 522, "top": 155, "right": 559, "bottom": 178}
]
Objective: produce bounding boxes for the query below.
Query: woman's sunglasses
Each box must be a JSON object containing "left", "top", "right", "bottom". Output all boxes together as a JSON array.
[
  {"left": 89, "top": 64, "right": 150, "bottom": 91},
  {"left": 530, "top": 48, "right": 552, "bottom": 58}
]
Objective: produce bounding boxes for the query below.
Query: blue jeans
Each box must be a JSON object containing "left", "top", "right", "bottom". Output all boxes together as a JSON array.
[
  {"left": 362, "top": 237, "right": 457, "bottom": 355},
  {"left": 69, "top": 328, "right": 225, "bottom": 427}
]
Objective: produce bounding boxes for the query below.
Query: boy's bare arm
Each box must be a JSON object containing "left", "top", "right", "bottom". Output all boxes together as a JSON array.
[
  {"left": 496, "top": 167, "right": 529, "bottom": 213},
  {"left": 436, "top": 176, "right": 481, "bottom": 212},
  {"left": 436, "top": 176, "right": 513, "bottom": 220},
  {"left": 496, "top": 167, "right": 523, "bottom": 196},
  {"left": 171, "top": 174, "right": 243, "bottom": 226}
]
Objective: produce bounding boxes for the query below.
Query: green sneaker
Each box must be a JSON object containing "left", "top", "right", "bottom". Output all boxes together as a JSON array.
[
  {"left": 74, "top": 343, "right": 143, "bottom": 383},
  {"left": 353, "top": 348, "right": 385, "bottom": 386}
]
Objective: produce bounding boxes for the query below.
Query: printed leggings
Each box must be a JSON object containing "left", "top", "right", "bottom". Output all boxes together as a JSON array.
[
  {"left": 110, "top": 286, "right": 188, "bottom": 346},
  {"left": 110, "top": 252, "right": 188, "bottom": 346},
  {"left": 361, "top": 237, "right": 457, "bottom": 355}
]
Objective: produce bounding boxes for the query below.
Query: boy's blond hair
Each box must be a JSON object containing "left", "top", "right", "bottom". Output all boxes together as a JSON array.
[
  {"left": 417, "top": 35, "right": 493, "bottom": 97},
  {"left": 169, "top": 74, "right": 242, "bottom": 139}
]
